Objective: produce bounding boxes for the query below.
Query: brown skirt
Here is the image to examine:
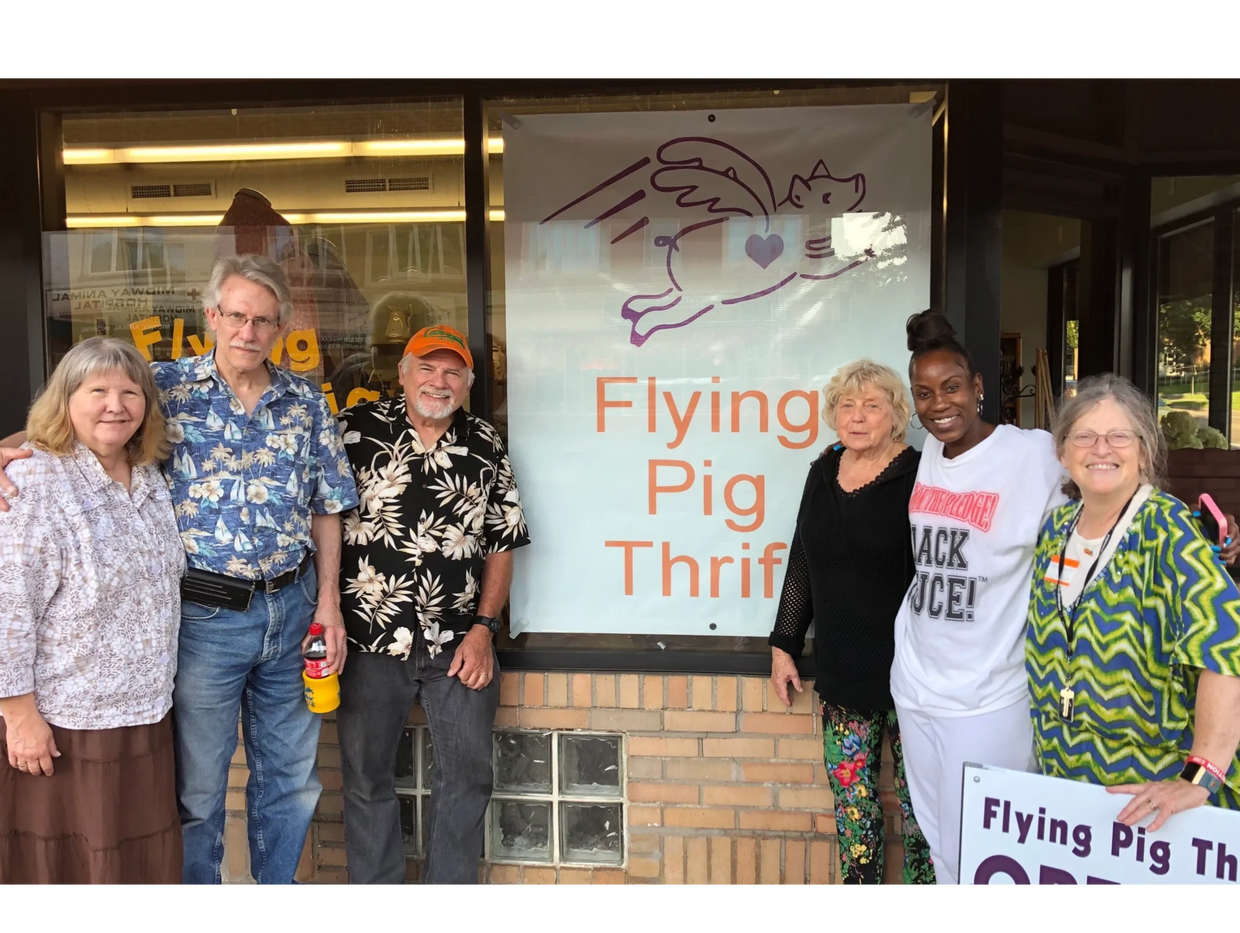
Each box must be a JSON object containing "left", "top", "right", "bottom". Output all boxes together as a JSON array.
[{"left": 0, "top": 713, "right": 182, "bottom": 883}]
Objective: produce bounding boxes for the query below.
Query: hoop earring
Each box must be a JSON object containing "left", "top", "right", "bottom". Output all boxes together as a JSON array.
[{"left": 912, "top": 413, "right": 923, "bottom": 430}]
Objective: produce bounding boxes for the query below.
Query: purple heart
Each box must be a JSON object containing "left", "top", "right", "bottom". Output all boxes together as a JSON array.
[{"left": 745, "top": 233, "right": 784, "bottom": 269}]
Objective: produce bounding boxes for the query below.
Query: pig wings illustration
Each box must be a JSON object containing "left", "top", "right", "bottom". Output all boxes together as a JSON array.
[{"left": 540, "top": 137, "right": 876, "bottom": 347}]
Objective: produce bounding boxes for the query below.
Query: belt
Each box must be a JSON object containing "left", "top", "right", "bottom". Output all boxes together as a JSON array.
[
  {"left": 260, "top": 551, "right": 315, "bottom": 593},
  {"left": 196, "top": 551, "right": 313, "bottom": 595}
]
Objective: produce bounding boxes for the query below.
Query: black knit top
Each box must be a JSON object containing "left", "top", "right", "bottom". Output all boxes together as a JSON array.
[{"left": 768, "top": 443, "right": 920, "bottom": 711}]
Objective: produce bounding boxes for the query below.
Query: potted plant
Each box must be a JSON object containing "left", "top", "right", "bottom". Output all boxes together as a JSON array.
[{"left": 1161, "top": 410, "right": 1240, "bottom": 518}]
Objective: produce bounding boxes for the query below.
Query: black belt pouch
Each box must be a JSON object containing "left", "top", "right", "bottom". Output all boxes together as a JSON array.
[{"left": 181, "top": 567, "right": 255, "bottom": 611}]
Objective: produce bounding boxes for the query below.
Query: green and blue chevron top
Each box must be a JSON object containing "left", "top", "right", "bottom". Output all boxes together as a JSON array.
[{"left": 1026, "top": 490, "right": 1240, "bottom": 809}]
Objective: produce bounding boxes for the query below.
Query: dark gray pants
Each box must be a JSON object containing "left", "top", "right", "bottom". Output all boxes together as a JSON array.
[{"left": 337, "top": 648, "right": 499, "bottom": 884}]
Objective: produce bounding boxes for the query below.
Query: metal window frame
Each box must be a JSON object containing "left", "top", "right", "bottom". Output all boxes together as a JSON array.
[{"left": 1149, "top": 195, "right": 1240, "bottom": 439}]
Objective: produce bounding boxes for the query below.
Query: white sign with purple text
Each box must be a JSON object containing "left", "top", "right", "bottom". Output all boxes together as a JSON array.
[{"left": 960, "top": 763, "right": 1240, "bottom": 885}]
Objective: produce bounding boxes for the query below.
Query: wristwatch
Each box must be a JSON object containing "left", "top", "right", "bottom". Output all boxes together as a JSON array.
[
  {"left": 474, "top": 615, "right": 503, "bottom": 634},
  {"left": 1180, "top": 756, "right": 1225, "bottom": 796}
]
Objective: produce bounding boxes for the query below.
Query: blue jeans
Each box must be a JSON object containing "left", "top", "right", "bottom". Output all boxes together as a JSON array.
[{"left": 172, "top": 565, "right": 322, "bottom": 884}]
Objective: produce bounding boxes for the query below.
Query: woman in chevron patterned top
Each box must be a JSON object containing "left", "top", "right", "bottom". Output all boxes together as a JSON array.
[{"left": 1027, "top": 373, "right": 1240, "bottom": 830}]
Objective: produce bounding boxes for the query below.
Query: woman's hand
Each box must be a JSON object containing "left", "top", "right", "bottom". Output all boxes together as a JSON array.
[
  {"left": 1108, "top": 779, "right": 1210, "bottom": 831},
  {"left": 4, "top": 709, "right": 61, "bottom": 776},
  {"left": 770, "top": 647, "right": 803, "bottom": 708},
  {"left": 1218, "top": 515, "right": 1240, "bottom": 565}
]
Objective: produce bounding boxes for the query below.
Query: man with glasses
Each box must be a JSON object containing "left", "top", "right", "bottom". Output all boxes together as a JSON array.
[
  {"left": 0, "top": 254, "right": 359, "bottom": 883},
  {"left": 156, "top": 254, "right": 358, "bottom": 884}
]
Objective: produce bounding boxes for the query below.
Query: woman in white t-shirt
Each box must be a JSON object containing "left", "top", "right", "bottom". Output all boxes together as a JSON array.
[{"left": 889, "top": 309, "right": 1067, "bottom": 885}]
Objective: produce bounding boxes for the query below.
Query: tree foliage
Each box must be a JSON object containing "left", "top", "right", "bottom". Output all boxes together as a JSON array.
[{"left": 1158, "top": 300, "right": 1211, "bottom": 373}]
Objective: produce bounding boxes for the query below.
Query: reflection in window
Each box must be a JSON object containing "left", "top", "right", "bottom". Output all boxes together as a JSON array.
[
  {"left": 366, "top": 228, "right": 392, "bottom": 284},
  {"left": 50, "top": 101, "right": 468, "bottom": 399},
  {"left": 1062, "top": 263, "right": 1079, "bottom": 399},
  {"left": 1156, "top": 220, "right": 1214, "bottom": 432},
  {"left": 88, "top": 231, "right": 114, "bottom": 275}
]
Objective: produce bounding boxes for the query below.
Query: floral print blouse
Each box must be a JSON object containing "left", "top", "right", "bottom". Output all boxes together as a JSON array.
[
  {"left": 0, "top": 445, "right": 186, "bottom": 729},
  {"left": 154, "top": 353, "right": 358, "bottom": 581},
  {"left": 338, "top": 397, "right": 530, "bottom": 660}
]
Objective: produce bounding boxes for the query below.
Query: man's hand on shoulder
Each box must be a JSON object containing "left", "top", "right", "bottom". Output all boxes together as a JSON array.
[{"left": 0, "top": 435, "right": 33, "bottom": 513}]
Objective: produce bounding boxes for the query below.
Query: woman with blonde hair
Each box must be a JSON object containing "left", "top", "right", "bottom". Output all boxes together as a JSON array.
[
  {"left": 768, "top": 357, "right": 934, "bottom": 884},
  {"left": 0, "top": 336, "right": 186, "bottom": 883}
]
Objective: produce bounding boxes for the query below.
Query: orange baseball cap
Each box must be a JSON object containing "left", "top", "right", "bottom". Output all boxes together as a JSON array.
[{"left": 403, "top": 324, "right": 473, "bottom": 369}]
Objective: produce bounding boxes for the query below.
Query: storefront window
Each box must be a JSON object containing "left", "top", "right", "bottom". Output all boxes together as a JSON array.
[
  {"left": 45, "top": 101, "right": 470, "bottom": 416},
  {"left": 484, "top": 86, "right": 942, "bottom": 659},
  {"left": 1156, "top": 219, "right": 1214, "bottom": 431},
  {"left": 38, "top": 87, "right": 945, "bottom": 671},
  {"left": 1062, "top": 263, "right": 1079, "bottom": 399}
]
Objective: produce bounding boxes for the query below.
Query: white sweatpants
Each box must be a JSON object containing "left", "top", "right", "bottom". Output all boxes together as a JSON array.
[{"left": 893, "top": 698, "right": 1035, "bottom": 885}]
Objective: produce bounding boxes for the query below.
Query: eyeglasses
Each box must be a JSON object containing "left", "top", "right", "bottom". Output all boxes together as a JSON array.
[
  {"left": 1069, "top": 429, "right": 1138, "bottom": 448},
  {"left": 216, "top": 308, "right": 280, "bottom": 334}
]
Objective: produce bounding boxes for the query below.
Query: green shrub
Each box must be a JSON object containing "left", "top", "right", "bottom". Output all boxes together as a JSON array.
[
  {"left": 1197, "top": 425, "right": 1228, "bottom": 449},
  {"left": 1161, "top": 410, "right": 1202, "bottom": 450}
]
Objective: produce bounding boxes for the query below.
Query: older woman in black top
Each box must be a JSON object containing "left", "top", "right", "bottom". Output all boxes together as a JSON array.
[{"left": 768, "top": 358, "right": 933, "bottom": 885}]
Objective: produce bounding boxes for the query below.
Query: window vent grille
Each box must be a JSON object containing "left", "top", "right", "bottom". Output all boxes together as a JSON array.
[
  {"left": 345, "top": 178, "right": 388, "bottom": 193},
  {"left": 172, "top": 183, "right": 213, "bottom": 198},
  {"left": 388, "top": 176, "right": 431, "bottom": 192},
  {"left": 131, "top": 184, "right": 172, "bottom": 199}
]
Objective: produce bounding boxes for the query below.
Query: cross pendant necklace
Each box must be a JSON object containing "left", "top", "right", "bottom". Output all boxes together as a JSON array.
[{"left": 1052, "top": 491, "right": 1137, "bottom": 725}]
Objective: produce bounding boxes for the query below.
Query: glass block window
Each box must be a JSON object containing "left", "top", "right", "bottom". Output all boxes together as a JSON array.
[
  {"left": 489, "top": 731, "right": 624, "bottom": 866},
  {"left": 398, "top": 727, "right": 624, "bottom": 867},
  {"left": 395, "top": 726, "right": 434, "bottom": 858}
]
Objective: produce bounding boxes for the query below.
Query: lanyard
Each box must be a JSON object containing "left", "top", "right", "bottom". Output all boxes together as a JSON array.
[{"left": 1053, "top": 490, "right": 1137, "bottom": 656}]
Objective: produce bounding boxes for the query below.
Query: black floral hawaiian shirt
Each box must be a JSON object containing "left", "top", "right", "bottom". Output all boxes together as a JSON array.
[{"left": 337, "top": 395, "right": 530, "bottom": 660}]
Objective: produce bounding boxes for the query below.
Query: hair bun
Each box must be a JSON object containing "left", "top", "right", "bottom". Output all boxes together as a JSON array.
[{"left": 905, "top": 309, "right": 957, "bottom": 353}]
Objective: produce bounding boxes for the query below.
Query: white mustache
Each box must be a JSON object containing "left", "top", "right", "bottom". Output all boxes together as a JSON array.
[{"left": 230, "top": 341, "right": 263, "bottom": 352}]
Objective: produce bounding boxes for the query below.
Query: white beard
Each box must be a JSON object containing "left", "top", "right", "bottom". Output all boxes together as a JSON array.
[{"left": 413, "top": 394, "right": 457, "bottom": 420}]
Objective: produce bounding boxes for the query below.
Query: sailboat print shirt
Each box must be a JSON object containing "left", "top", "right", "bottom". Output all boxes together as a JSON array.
[{"left": 154, "top": 353, "right": 358, "bottom": 581}]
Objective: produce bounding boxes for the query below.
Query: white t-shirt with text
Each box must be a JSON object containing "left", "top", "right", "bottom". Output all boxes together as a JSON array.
[{"left": 891, "top": 425, "right": 1067, "bottom": 717}]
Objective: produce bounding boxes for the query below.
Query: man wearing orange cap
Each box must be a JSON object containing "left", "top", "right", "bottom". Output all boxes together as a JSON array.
[{"left": 333, "top": 324, "right": 530, "bottom": 884}]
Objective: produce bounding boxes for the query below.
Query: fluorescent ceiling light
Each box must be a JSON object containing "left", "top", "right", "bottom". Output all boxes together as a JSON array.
[
  {"left": 356, "top": 138, "right": 504, "bottom": 157},
  {"left": 65, "top": 208, "right": 504, "bottom": 228},
  {"left": 63, "top": 137, "right": 503, "bottom": 165},
  {"left": 60, "top": 148, "right": 112, "bottom": 164}
]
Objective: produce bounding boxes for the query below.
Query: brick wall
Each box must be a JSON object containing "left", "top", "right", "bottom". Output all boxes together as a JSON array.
[{"left": 223, "top": 673, "right": 906, "bottom": 884}]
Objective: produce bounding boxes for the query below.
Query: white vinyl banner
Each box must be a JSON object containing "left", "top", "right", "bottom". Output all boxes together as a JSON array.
[
  {"left": 960, "top": 764, "right": 1240, "bottom": 885},
  {"left": 502, "top": 104, "right": 931, "bottom": 635}
]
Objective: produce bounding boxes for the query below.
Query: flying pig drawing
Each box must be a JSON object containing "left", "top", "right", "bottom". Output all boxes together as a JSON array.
[{"left": 540, "top": 137, "right": 876, "bottom": 347}]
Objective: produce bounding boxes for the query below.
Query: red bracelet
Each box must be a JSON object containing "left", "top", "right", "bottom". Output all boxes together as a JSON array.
[{"left": 1188, "top": 755, "right": 1227, "bottom": 783}]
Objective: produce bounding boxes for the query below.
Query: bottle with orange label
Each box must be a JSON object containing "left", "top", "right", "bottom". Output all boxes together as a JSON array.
[{"left": 302, "top": 622, "right": 340, "bottom": 714}]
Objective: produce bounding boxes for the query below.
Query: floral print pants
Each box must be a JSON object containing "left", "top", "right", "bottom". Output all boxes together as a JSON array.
[{"left": 822, "top": 703, "right": 935, "bottom": 884}]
